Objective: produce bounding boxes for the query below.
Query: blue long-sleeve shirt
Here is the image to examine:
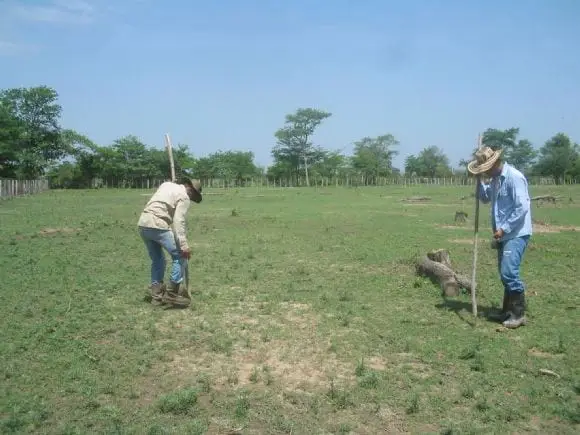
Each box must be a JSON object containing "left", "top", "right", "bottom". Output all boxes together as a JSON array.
[{"left": 478, "top": 163, "right": 532, "bottom": 242}]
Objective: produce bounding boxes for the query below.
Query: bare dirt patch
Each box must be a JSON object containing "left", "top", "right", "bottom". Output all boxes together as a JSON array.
[
  {"left": 527, "top": 348, "right": 563, "bottom": 359},
  {"left": 154, "top": 301, "right": 356, "bottom": 394},
  {"left": 449, "top": 238, "right": 473, "bottom": 245},
  {"left": 39, "top": 227, "right": 80, "bottom": 236},
  {"left": 436, "top": 224, "right": 471, "bottom": 230},
  {"left": 532, "top": 220, "right": 580, "bottom": 233}
]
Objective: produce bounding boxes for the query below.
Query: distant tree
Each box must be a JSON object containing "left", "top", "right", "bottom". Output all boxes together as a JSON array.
[
  {"left": 0, "top": 85, "right": 66, "bottom": 178},
  {"left": 271, "top": 108, "right": 332, "bottom": 183},
  {"left": 310, "top": 150, "right": 348, "bottom": 179},
  {"left": 460, "top": 127, "right": 537, "bottom": 175},
  {"left": 351, "top": 134, "right": 399, "bottom": 182},
  {"left": 0, "top": 102, "right": 22, "bottom": 178},
  {"left": 404, "top": 146, "right": 452, "bottom": 177},
  {"left": 534, "top": 133, "right": 579, "bottom": 183},
  {"left": 482, "top": 127, "right": 519, "bottom": 152},
  {"left": 207, "top": 150, "right": 259, "bottom": 185}
]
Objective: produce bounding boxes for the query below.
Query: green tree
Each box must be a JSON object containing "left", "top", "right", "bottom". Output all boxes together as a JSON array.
[
  {"left": 0, "top": 102, "right": 22, "bottom": 178},
  {"left": 310, "top": 150, "right": 348, "bottom": 179},
  {"left": 206, "top": 150, "right": 259, "bottom": 185},
  {"left": 404, "top": 146, "right": 452, "bottom": 177},
  {"left": 534, "top": 133, "right": 579, "bottom": 183},
  {"left": 482, "top": 127, "right": 519, "bottom": 152},
  {"left": 271, "top": 108, "right": 332, "bottom": 183},
  {"left": 0, "top": 86, "right": 66, "bottom": 178},
  {"left": 351, "top": 134, "right": 399, "bottom": 183},
  {"left": 509, "top": 139, "right": 537, "bottom": 173},
  {"left": 460, "top": 127, "right": 537, "bottom": 174}
]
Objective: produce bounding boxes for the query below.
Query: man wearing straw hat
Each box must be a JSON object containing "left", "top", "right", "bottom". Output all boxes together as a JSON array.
[
  {"left": 468, "top": 147, "right": 532, "bottom": 329},
  {"left": 137, "top": 177, "right": 203, "bottom": 307}
]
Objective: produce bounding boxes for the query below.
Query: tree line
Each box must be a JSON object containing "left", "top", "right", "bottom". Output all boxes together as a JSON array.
[{"left": 1, "top": 85, "right": 579, "bottom": 188}]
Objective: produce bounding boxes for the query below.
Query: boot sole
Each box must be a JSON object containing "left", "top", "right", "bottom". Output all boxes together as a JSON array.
[{"left": 503, "top": 317, "right": 527, "bottom": 329}]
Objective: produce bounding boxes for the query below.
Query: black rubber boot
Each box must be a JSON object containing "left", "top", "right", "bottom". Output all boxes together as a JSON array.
[
  {"left": 503, "top": 292, "right": 527, "bottom": 329},
  {"left": 488, "top": 293, "right": 510, "bottom": 322}
]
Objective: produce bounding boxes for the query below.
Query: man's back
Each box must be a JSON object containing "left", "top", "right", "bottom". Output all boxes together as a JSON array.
[{"left": 138, "top": 182, "right": 190, "bottom": 230}]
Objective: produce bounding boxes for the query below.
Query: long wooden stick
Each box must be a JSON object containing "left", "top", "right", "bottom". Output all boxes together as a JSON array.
[
  {"left": 164, "top": 133, "right": 176, "bottom": 182},
  {"left": 164, "top": 133, "right": 190, "bottom": 300},
  {"left": 470, "top": 133, "right": 483, "bottom": 317}
]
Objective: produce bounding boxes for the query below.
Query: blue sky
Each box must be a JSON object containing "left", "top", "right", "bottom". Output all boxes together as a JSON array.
[{"left": 1, "top": 0, "right": 579, "bottom": 170}]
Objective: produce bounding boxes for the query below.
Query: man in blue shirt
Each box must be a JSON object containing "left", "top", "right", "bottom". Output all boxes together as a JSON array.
[{"left": 468, "top": 146, "right": 532, "bottom": 329}]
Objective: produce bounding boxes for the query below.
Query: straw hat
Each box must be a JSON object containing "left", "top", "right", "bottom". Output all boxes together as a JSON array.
[
  {"left": 467, "top": 146, "right": 503, "bottom": 175},
  {"left": 182, "top": 177, "right": 203, "bottom": 203}
]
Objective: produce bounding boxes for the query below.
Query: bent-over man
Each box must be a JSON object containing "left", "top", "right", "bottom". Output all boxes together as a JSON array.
[{"left": 137, "top": 177, "right": 202, "bottom": 307}]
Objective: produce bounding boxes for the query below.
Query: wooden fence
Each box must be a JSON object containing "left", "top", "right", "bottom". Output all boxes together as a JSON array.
[
  {"left": 0, "top": 178, "right": 50, "bottom": 200},
  {"left": 90, "top": 175, "right": 578, "bottom": 189}
]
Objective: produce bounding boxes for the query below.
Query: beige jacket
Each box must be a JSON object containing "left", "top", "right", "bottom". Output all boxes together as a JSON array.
[{"left": 138, "top": 181, "right": 191, "bottom": 250}]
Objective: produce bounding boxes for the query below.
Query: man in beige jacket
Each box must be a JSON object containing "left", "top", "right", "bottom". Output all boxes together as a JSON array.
[{"left": 138, "top": 177, "right": 202, "bottom": 307}]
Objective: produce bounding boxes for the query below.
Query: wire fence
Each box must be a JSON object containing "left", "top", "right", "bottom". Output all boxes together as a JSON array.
[
  {"left": 87, "top": 175, "right": 578, "bottom": 189},
  {"left": 0, "top": 175, "right": 576, "bottom": 200},
  {"left": 0, "top": 178, "right": 50, "bottom": 200}
]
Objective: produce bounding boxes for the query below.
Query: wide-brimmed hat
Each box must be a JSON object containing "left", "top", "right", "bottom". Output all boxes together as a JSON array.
[
  {"left": 182, "top": 177, "right": 203, "bottom": 203},
  {"left": 467, "top": 146, "right": 503, "bottom": 175}
]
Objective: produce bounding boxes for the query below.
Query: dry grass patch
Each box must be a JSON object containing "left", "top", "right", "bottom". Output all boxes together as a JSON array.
[
  {"left": 39, "top": 227, "right": 80, "bottom": 236},
  {"left": 449, "top": 238, "right": 473, "bottom": 245},
  {"left": 154, "top": 301, "right": 357, "bottom": 396},
  {"left": 532, "top": 220, "right": 580, "bottom": 233}
]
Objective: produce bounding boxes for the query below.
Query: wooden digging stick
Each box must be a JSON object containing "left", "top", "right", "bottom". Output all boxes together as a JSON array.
[
  {"left": 470, "top": 133, "right": 483, "bottom": 318},
  {"left": 164, "top": 133, "right": 191, "bottom": 300}
]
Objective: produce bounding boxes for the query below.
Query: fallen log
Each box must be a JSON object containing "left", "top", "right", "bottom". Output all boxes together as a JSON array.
[
  {"left": 415, "top": 249, "right": 473, "bottom": 297},
  {"left": 531, "top": 195, "right": 558, "bottom": 203},
  {"left": 403, "top": 196, "right": 431, "bottom": 203}
]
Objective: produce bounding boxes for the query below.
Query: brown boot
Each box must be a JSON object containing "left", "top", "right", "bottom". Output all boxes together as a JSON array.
[
  {"left": 162, "top": 282, "right": 191, "bottom": 308},
  {"left": 487, "top": 293, "right": 510, "bottom": 322},
  {"left": 146, "top": 282, "right": 166, "bottom": 306}
]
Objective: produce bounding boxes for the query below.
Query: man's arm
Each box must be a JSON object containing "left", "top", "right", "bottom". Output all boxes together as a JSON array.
[
  {"left": 173, "top": 198, "right": 191, "bottom": 251},
  {"left": 499, "top": 175, "right": 530, "bottom": 235},
  {"left": 478, "top": 179, "right": 492, "bottom": 204}
]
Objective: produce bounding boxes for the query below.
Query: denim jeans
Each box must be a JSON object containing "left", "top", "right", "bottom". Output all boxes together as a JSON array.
[
  {"left": 497, "top": 235, "right": 530, "bottom": 295},
  {"left": 139, "top": 226, "right": 184, "bottom": 285}
]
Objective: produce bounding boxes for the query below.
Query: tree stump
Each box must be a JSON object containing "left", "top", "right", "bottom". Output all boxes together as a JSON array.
[
  {"left": 415, "top": 249, "right": 473, "bottom": 297},
  {"left": 454, "top": 211, "right": 468, "bottom": 223}
]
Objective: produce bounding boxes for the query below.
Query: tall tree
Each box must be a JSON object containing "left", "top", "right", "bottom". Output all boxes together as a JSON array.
[
  {"left": 0, "top": 86, "right": 65, "bottom": 178},
  {"left": 0, "top": 102, "right": 22, "bottom": 178},
  {"left": 271, "top": 108, "right": 332, "bottom": 182},
  {"left": 351, "top": 134, "right": 399, "bottom": 182},
  {"left": 460, "top": 127, "right": 537, "bottom": 174},
  {"left": 405, "top": 146, "right": 452, "bottom": 177},
  {"left": 534, "top": 133, "right": 579, "bottom": 183},
  {"left": 509, "top": 139, "right": 537, "bottom": 173},
  {"left": 207, "top": 150, "right": 259, "bottom": 184},
  {"left": 482, "top": 127, "right": 519, "bottom": 152},
  {"left": 310, "top": 150, "right": 348, "bottom": 179}
]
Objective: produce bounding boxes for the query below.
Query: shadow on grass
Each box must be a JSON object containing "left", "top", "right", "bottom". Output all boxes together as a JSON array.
[{"left": 435, "top": 298, "right": 500, "bottom": 327}]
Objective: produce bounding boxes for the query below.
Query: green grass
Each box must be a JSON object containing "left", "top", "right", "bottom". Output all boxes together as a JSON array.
[{"left": 1, "top": 184, "right": 579, "bottom": 434}]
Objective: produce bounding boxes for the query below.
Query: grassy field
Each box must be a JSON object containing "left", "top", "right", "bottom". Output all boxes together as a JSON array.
[{"left": 1, "top": 184, "right": 579, "bottom": 434}]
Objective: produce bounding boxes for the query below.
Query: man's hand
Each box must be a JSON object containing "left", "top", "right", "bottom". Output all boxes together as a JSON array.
[
  {"left": 181, "top": 248, "right": 191, "bottom": 260},
  {"left": 493, "top": 229, "right": 504, "bottom": 240}
]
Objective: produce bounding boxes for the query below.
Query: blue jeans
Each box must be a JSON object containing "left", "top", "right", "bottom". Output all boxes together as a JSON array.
[
  {"left": 139, "top": 226, "right": 184, "bottom": 285},
  {"left": 497, "top": 236, "right": 529, "bottom": 295}
]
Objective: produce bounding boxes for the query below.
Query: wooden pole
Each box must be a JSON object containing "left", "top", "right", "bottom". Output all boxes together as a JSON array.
[
  {"left": 164, "top": 133, "right": 176, "bottom": 182},
  {"left": 164, "top": 133, "right": 190, "bottom": 300},
  {"left": 470, "top": 133, "right": 483, "bottom": 317}
]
